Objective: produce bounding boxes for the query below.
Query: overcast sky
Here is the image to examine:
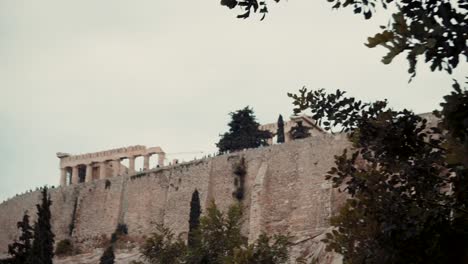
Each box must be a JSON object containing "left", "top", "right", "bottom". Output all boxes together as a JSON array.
[{"left": 0, "top": 0, "right": 466, "bottom": 202}]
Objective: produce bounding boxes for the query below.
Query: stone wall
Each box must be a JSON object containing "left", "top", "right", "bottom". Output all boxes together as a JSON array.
[{"left": 0, "top": 134, "right": 350, "bottom": 262}]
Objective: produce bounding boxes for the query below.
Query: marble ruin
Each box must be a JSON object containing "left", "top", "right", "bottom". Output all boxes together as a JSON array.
[{"left": 57, "top": 145, "right": 165, "bottom": 186}]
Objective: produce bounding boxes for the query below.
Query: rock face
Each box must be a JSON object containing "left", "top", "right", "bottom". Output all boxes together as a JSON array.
[{"left": 0, "top": 134, "right": 350, "bottom": 263}]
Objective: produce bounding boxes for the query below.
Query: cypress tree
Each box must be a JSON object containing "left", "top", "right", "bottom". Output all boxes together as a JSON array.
[
  {"left": 188, "top": 190, "right": 201, "bottom": 248},
  {"left": 277, "top": 114, "right": 285, "bottom": 143},
  {"left": 27, "top": 187, "right": 55, "bottom": 264},
  {"left": 99, "top": 246, "right": 115, "bottom": 264},
  {"left": 7, "top": 212, "right": 33, "bottom": 264}
]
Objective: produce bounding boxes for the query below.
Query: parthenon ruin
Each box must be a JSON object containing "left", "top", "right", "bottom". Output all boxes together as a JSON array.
[{"left": 57, "top": 145, "right": 165, "bottom": 186}]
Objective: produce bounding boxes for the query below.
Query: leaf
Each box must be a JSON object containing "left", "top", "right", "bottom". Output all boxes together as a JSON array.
[
  {"left": 220, "top": 0, "right": 238, "bottom": 9},
  {"left": 364, "top": 10, "right": 372, "bottom": 19},
  {"left": 237, "top": 10, "right": 251, "bottom": 19},
  {"left": 365, "top": 31, "right": 394, "bottom": 48}
]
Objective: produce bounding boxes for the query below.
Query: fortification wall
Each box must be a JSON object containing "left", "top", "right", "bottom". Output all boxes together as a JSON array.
[{"left": 0, "top": 134, "right": 350, "bottom": 262}]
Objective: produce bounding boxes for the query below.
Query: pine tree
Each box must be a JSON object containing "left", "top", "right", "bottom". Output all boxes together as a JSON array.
[
  {"left": 276, "top": 114, "right": 285, "bottom": 143},
  {"left": 217, "top": 106, "right": 272, "bottom": 152},
  {"left": 27, "top": 187, "right": 55, "bottom": 264},
  {"left": 188, "top": 189, "right": 201, "bottom": 248},
  {"left": 99, "top": 246, "right": 115, "bottom": 264},
  {"left": 7, "top": 212, "right": 33, "bottom": 264}
]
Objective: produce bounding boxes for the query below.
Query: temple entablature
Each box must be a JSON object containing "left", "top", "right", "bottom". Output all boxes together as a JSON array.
[{"left": 57, "top": 145, "right": 166, "bottom": 187}]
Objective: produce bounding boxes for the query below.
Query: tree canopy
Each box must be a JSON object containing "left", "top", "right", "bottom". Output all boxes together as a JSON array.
[
  {"left": 220, "top": 0, "right": 467, "bottom": 79},
  {"left": 138, "top": 202, "right": 290, "bottom": 264},
  {"left": 217, "top": 107, "right": 272, "bottom": 153},
  {"left": 27, "top": 187, "right": 55, "bottom": 264},
  {"left": 288, "top": 82, "right": 468, "bottom": 263},
  {"left": 5, "top": 212, "right": 33, "bottom": 264}
]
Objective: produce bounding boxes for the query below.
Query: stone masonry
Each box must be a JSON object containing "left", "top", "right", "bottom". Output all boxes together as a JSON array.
[{"left": 0, "top": 135, "right": 349, "bottom": 263}]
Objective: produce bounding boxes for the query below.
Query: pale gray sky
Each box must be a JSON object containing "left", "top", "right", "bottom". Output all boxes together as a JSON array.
[{"left": 0, "top": 0, "right": 466, "bottom": 202}]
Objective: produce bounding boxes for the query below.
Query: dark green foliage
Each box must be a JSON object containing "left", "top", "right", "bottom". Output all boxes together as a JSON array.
[
  {"left": 217, "top": 107, "right": 272, "bottom": 153},
  {"left": 99, "top": 246, "right": 115, "bottom": 264},
  {"left": 186, "top": 202, "right": 246, "bottom": 263},
  {"left": 27, "top": 187, "right": 55, "bottom": 264},
  {"left": 140, "top": 201, "right": 290, "bottom": 264},
  {"left": 290, "top": 121, "right": 311, "bottom": 140},
  {"left": 68, "top": 198, "right": 78, "bottom": 236},
  {"left": 221, "top": 0, "right": 467, "bottom": 79},
  {"left": 105, "top": 180, "right": 111, "bottom": 189},
  {"left": 7, "top": 212, "right": 33, "bottom": 264},
  {"left": 110, "top": 223, "right": 128, "bottom": 243},
  {"left": 289, "top": 84, "right": 468, "bottom": 263},
  {"left": 435, "top": 79, "right": 468, "bottom": 263},
  {"left": 55, "top": 239, "right": 73, "bottom": 256},
  {"left": 436, "top": 78, "right": 468, "bottom": 167},
  {"left": 140, "top": 224, "right": 187, "bottom": 264},
  {"left": 232, "top": 233, "right": 290, "bottom": 263},
  {"left": 188, "top": 190, "right": 201, "bottom": 248},
  {"left": 276, "top": 115, "right": 285, "bottom": 143},
  {"left": 232, "top": 157, "right": 247, "bottom": 201}
]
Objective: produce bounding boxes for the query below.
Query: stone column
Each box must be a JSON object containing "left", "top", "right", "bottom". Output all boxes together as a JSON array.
[
  {"left": 60, "top": 168, "right": 67, "bottom": 187},
  {"left": 113, "top": 159, "right": 120, "bottom": 176},
  {"left": 128, "top": 156, "right": 135, "bottom": 172},
  {"left": 85, "top": 164, "right": 93, "bottom": 182},
  {"left": 71, "top": 166, "right": 79, "bottom": 184},
  {"left": 158, "top": 154, "right": 165, "bottom": 167},
  {"left": 99, "top": 162, "right": 107, "bottom": 179},
  {"left": 143, "top": 155, "right": 150, "bottom": 170}
]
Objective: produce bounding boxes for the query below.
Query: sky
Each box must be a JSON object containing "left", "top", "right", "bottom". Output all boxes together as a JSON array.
[{"left": 0, "top": 0, "right": 466, "bottom": 202}]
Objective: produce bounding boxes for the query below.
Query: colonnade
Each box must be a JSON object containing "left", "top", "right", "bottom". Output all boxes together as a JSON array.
[{"left": 59, "top": 153, "right": 165, "bottom": 187}]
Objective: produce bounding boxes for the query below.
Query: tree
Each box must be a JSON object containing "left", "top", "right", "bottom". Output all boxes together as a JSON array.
[
  {"left": 290, "top": 121, "right": 311, "bottom": 140},
  {"left": 140, "top": 201, "right": 291, "bottom": 264},
  {"left": 231, "top": 233, "right": 290, "bottom": 264},
  {"left": 140, "top": 224, "right": 187, "bottom": 264},
  {"left": 186, "top": 202, "right": 246, "bottom": 263},
  {"left": 27, "top": 187, "right": 55, "bottom": 264},
  {"left": 99, "top": 246, "right": 115, "bottom": 264},
  {"left": 7, "top": 212, "right": 33, "bottom": 264},
  {"left": 188, "top": 189, "right": 202, "bottom": 248},
  {"left": 288, "top": 84, "right": 468, "bottom": 263},
  {"left": 220, "top": 0, "right": 467, "bottom": 79},
  {"left": 276, "top": 115, "right": 285, "bottom": 143},
  {"left": 217, "top": 106, "right": 272, "bottom": 153}
]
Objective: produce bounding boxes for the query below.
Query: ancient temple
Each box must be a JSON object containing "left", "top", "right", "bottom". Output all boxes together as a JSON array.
[{"left": 57, "top": 145, "right": 165, "bottom": 186}]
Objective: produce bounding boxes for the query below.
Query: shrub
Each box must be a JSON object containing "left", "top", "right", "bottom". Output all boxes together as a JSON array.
[
  {"left": 140, "top": 201, "right": 291, "bottom": 264},
  {"left": 232, "top": 157, "right": 246, "bottom": 201},
  {"left": 55, "top": 239, "right": 73, "bottom": 256}
]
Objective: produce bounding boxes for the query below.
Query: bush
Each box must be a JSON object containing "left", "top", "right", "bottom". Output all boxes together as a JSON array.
[
  {"left": 140, "top": 224, "right": 187, "bottom": 264},
  {"left": 55, "top": 239, "right": 73, "bottom": 256},
  {"left": 140, "top": 201, "right": 291, "bottom": 264}
]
